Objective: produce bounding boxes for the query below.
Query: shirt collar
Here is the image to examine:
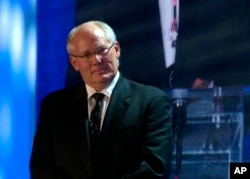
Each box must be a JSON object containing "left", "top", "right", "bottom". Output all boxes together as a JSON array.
[{"left": 86, "top": 71, "right": 120, "bottom": 100}]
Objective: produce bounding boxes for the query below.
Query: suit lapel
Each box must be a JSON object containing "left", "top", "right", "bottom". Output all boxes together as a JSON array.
[{"left": 101, "top": 76, "right": 132, "bottom": 135}]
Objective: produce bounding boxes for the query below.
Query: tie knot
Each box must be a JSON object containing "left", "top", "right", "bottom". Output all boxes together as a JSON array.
[{"left": 92, "top": 93, "right": 105, "bottom": 102}]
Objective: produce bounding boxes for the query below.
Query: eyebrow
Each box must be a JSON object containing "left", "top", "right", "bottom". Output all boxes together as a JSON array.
[{"left": 82, "top": 44, "right": 109, "bottom": 53}]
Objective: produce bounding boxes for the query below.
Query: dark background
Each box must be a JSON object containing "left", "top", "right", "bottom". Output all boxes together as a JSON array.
[
  {"left": 174, "top": 0, "right": 250, "bottom": 88},
  {"left": 66, "top": 0, "right": 250, "bottom": 89}
]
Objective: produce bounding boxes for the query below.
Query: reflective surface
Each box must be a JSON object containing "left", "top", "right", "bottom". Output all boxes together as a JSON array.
[{"left": 167, "top": 87, "right": 244, "bottom": 179}]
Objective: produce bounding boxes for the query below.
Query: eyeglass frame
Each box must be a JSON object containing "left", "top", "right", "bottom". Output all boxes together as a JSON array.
[{"left": 70, "top": 42, "right": 115, "bottom": 62}]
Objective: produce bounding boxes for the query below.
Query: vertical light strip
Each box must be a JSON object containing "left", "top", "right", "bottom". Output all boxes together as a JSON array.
[
  {"left": 158, "top": 0, "right": 179, "bottom": 68},
  {"left": 0, "top": 0, "right": 36, "bottom": 178}
]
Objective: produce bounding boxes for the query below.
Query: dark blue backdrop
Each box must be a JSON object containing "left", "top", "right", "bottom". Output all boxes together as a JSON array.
[{"left": 36, "top": 0, "right": 76, "bottom": 116}]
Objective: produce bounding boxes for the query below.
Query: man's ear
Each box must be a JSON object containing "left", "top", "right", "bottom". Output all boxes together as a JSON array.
[
  {"left": 116, "top": 52, "right": 120, "bottom": 58},
  {"left": 69, "top": 56, "right": 79, "bottom": 71},
  {"left": 114, "top": 41, "right": 121, "bottom": 58}
]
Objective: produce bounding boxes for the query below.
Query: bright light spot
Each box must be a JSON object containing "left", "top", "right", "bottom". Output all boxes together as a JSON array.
[
  {"left": 0, "top": 1, "right": 10, "bottom": 49},
  {"left": 9, "top": 5, "right": 24, "bottom": 72}
]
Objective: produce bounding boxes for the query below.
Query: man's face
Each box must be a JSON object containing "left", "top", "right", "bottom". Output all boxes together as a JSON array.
[{"left": 69, "top": 26, "right": 120, "bottom": 91}]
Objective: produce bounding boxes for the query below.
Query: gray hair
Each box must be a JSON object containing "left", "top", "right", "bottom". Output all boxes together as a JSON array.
[{"left": 66, "top": 21, "right": 117, "bottom": 54}]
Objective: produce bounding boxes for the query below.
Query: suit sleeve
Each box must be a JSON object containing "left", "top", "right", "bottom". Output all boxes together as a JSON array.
[
  {"left": 29, "top": 96, "right": 63, "bottom": 179},
  {"left": 123, "top": 91, "right": 173, "bottom": 179}
]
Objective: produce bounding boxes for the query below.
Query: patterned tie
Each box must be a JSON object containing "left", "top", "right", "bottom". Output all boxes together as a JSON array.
[{"left": 89, "top": 93, "right": 104, "bottom": 137}]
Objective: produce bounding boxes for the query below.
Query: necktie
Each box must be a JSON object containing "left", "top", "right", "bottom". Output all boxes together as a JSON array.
[
  {"left": 89, "top": 93, "right": 104, "bottom": 137},
  {"left": 89, "top": 93, "right": 104, "bottom": 165}
]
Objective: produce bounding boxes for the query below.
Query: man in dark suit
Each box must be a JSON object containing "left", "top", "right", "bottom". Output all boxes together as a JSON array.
[{"left": 30, "top": 21, "right": 173, "bottom": 179}]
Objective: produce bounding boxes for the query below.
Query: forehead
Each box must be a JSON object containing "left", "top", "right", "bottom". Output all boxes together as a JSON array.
[
  {"left": 75, "top": 25, "right": 106, "bottom": 43},
  {"left": 93, "top": 28, "right": 105, "bottom": 38},
  {"left": 71, "top": 24, "right": 109, "bottom": 53}
]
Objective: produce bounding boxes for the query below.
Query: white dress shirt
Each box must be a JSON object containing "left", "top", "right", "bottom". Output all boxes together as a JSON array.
[{"left": 85, "top": 71, "right": 120, "bottom": 129}]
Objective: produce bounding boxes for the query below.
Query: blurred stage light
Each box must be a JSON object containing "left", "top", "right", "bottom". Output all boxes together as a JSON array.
[{"left": 0, "top": 0, "right": 36, "bottom": 179}]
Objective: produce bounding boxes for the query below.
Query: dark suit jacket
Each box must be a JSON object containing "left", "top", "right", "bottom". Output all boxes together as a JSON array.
[{"left": 30, "top": 75, "right": 173, "bottom": 179}]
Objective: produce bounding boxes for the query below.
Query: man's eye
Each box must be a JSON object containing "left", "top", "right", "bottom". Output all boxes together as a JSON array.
[
  {"left": 82, "top": 53, "right": 91, "bottom": 59},
  {"left": 97, "top": 48, "right": 107, "bottom": 54}
]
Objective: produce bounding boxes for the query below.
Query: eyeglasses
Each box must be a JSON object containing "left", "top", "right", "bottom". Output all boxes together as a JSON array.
[{"left": 70, "top": 42, "right": 115, "bottom": 62}]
